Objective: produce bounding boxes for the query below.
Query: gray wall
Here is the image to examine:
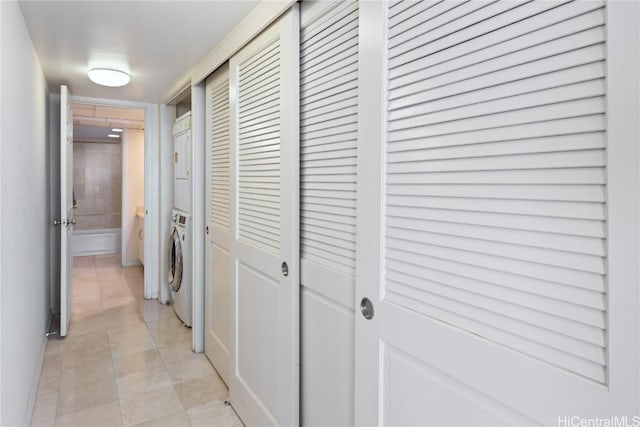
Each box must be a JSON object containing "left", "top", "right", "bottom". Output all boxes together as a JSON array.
[
  {"left": 73, "top": 141, "right": 122, "bottom": 230},
  {"left": 0, "top": 1, "right": 51, "bottom": 424}
]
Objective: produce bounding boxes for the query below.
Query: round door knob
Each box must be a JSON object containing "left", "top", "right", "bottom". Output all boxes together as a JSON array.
[
  {"left": 360, "top": 298, "right": 374, "bottom": 320},
  {"left": 281, "top": 261, "right": 289, "bottom": 277}
]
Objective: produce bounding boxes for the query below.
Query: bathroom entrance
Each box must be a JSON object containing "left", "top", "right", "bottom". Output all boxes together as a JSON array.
[{"left": 70, "top": 103, "right": 145, "bottom": 268}]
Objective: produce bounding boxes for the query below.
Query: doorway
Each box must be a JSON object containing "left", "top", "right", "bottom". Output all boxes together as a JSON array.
[
  {"left": 63, "top": 104, "right": 146, "bottom": 323},
  {"left": 70, "top": 104, "right": 145, "bottom": 266},
  {"left": 49, "top": 95, "right": 160, "bottom": 326}
]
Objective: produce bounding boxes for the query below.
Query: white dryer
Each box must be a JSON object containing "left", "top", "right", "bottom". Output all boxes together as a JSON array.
[
  {"left": 173, "top": 112, "right": 191, "bottom": 212},
  {"left": 168, "top": 209, "right": 192, "bottom": 326}
]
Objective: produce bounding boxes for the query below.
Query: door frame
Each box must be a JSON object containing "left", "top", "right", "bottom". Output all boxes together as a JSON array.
[
  {"left": 71, "top": 95, "right": 160, "bottom": 300},
  {"left": 190, "top": 82, "right": 206, "bottom": 353}
]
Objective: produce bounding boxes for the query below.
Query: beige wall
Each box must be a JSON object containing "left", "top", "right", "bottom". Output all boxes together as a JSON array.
[
  {"left": 73, "top": 141, "right": 122, "bottom": 230},
  {"left": 122, "top": 129, "right": 145, "bottom": 266}
]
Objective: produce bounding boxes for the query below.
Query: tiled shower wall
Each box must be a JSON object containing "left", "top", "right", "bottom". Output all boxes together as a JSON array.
[{"left": 73, "top": 141, "right": 121, "bottom": 230}]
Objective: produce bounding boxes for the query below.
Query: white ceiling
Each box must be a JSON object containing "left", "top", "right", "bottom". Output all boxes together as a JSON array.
[{"left": 18, "top": 1, "right": 258, "bottom": 103}]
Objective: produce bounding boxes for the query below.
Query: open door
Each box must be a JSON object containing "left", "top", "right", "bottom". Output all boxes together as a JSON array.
[{"left": 60, "top": 85, "right": 74, "bottom": 337}]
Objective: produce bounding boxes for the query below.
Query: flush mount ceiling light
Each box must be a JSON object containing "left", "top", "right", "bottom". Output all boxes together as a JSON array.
[
  {"left": 111, "top": 128, "right": 123, "bottom": 132},
  {"left": 108, "top": 134, "right": 120, "bottom": 138},
  {"left": 88, "top": 68, "right": 130, "bottom": 87}
]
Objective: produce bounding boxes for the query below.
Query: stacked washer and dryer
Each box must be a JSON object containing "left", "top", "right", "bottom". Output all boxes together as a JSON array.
[{"left": 168, "top": 112, "right": 192, "bottom": 327}]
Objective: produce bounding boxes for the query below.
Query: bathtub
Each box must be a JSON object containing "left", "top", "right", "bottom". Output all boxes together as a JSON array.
[{"left": 72, "top": 228, "right": 122, "bottom": 256}]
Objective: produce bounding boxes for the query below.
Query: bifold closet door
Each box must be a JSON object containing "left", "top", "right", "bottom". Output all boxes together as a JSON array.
[
  {"left": 228, "top": 5, "right": 300, "bottom": 426},
  {"left": 355, "top": 1, "right": 640, "bottom": 425},
  {"left": 299, "top": 1, "right": 359, "bottom": 425},
  {"left": 204, "top": 63, "right": 232, "bottom": 385}
]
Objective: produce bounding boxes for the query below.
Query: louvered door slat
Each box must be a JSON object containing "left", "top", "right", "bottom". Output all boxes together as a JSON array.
[
  {"left": 386, "top": 259, "right": 604, "bottom": 326},
  {"left": 388, "top": 183, "right": 605, "bottom": 202},
  {"left": 207, "top": 79, "right": 230, "bottom": 231},
  {"left": 387, "top": 168, "right": 606, "bottom": 185},
  {"left": 388, "top": 2, "right": 557, "bottom": 67},
  {"left": 387, "top": 133, "right": 605, "bottom": 162},
  {"left": 389, "top": 196, "right": 605, "bottom": 222},
  {"left": 393, "top": 10, "right": 604, "bottom": 91},
  {"left": 300, "top": 0, "right": 360, "bottom": 272},
  {"left": 238, "top": 42, "right": 279, "bottom": 78},
  {"left": 388, "top": 0, "right": 447, "bottom": 28},
  {"left": 237, "top": 39, "right": 281, "bottom": 253},
  {"left": 301, "top": 41, "right": 358, "bottom": 76},
  {"left": 387, "top": 249, "right": 605, "bottom": 311},
  {"left": 301, "top": 86, "right": 357, "bottom": 111},
  {"left": 389, "top": 204, "right": 605, "bottom": 238},
  {"left": 393, "top": 2, "right": 603, "bottom": 86},
  {"left": 389, "top": 80, "right": 605, "bottom": 129},
  {"left": 302, "top": 2, "right": 357, "bottom": 47},
  {"left": 386, "top": 286, "right": 606, "bottom": 385},
  {"left": 302, "top": 13, "right": 357, "bottom": 58},
  {"left": 385, "top": 0, "right": 608, "bottom": 384},
  {"left": 302, "top": 98, "right": 357, "bottom": 123},
  {"left": 387, "top": 217, "right": 605, "bottom": 256},
  {"left": 392, "top": 32, "right": 606, "bottom": 104},
  {"left": 390, "top": 1, "right": 489, "bottom": 49}
]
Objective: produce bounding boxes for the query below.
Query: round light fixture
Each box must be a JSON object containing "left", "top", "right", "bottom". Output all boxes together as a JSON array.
[
  {"left": 88, "top": 68, "right": 130, "bottom": 87},
  {"left": 108, "top": 134, "right": 120, "bottom": 138}
]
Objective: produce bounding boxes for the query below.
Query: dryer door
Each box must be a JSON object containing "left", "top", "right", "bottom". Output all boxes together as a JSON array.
[{"left": 168, "top": 227, "right": 183, "bottom": 292}]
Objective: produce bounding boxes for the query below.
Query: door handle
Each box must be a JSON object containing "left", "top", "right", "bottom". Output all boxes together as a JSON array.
[
  {"left": 53, "top": 219, "right": 62, "bottom": 226},
  {"left": 360, "top": 298, "right": 374, "bottom": 320},
  {"left": 205, "top": 226, "right": 209, "bottom": 235},
  {"left": 139, "top": 229, "right": 143, "bottom": 240},
  {"left": 67, "top": 219, "right": 76, "bottom": 227}
]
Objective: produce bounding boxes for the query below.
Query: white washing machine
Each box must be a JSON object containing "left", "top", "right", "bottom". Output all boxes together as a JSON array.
[
  {"left": 173, "top": 112, "right": 191, "bottom": 212},
  {"left": 168, "top": 209, "right": 192, "bottom": 326}
]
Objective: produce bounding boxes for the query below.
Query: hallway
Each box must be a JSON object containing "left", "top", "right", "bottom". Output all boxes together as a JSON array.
[{"left": 31, "top": 255, "right": 241, "bottom": 426}]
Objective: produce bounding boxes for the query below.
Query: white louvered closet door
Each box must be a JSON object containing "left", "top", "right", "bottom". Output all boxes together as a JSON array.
[
  {"left": 204, "top": 63, "right": 232, "bottom": 385},
  {"left": 228, "top": 5, "right": 299, "bottom": 426},
  {"left": 355, "top": 1, "right": 640, "bottom": 425},
  {"left": 300, "top": 1, "right": 359, "bottom": 426}
]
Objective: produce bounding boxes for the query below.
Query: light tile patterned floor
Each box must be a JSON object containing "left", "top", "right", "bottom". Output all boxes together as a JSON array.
[{"left": 31, "top": 254, "right": 242, "bottom": 427}]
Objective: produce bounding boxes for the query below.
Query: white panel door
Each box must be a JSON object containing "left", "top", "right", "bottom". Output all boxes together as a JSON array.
[
  {"left": 299, "top": 1, "right": 359, "bottom": 425},
  {"left": 355, "top": 1, "right": 640, "bottom": 425},
  {"left": 205, "top": 63, "right": 232, "bottom": 385},
  {"left": 229, "top": 5, "right": 299, "bottom": 426},
  {"left": 60, "top": 85, "right": 74, "bottom": 337}
]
